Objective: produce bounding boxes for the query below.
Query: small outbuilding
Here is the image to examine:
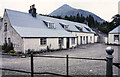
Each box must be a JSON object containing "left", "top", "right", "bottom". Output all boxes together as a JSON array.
[{"left": 108, "top": 25, "right": 120, "bottom": 45}]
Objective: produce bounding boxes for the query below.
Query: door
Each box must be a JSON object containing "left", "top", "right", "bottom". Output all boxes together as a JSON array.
[
  {"left": 86, "top": 36, "right": 88, "bottom": 44},
  {"left": 66, "top": 38, "right": 69, "bottom": 48},
  {"left": 80, "top": 36, "right": 82, "bottom": 45}
]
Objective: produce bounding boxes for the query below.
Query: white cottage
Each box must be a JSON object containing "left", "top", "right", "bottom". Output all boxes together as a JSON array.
[
  {"left": 108, "top": 25, "right": 120, "bottom": 45},
  {"left": 0, "top": 9, "right": 96, "bottom": 53}
]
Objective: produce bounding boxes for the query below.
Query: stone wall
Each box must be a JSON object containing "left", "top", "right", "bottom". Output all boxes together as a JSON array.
[{"left": 0, "top": 10, "right": 24, "bottom": 52}]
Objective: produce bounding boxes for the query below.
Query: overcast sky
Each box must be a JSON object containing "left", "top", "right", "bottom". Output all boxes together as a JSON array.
[{"left": 0, "top": 0, "right": 119, "bottom": 21}]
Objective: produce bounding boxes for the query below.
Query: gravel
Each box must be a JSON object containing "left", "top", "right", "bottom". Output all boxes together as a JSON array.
[{"left": 1, "top": 43, "right": 119, "bottom": 76}]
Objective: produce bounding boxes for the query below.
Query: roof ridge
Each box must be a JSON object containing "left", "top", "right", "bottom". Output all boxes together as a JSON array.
[{"left": 6, "top": 9, "right": 29, "bottom": 15}]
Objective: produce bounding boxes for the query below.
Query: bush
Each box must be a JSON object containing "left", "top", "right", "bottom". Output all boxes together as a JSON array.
[
  {"left": 2, "top": 43, "right": 14, "bottom": 53},
  {"left": 2, "top": 43, "right": 7, "bottom": 50}
]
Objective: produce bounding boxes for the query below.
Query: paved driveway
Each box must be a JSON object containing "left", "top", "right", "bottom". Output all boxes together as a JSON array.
[{"left": 1, "top": 43, "right": 119, "bottom": 76}]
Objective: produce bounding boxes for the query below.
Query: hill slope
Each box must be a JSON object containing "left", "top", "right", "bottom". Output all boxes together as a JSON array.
[{"left": 49, "top": 4, "right": 105, "bottom": 23}]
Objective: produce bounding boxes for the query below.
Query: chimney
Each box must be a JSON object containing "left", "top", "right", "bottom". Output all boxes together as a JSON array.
[{"left": 29, "top": 4, "right": 37, "bottom": 17}]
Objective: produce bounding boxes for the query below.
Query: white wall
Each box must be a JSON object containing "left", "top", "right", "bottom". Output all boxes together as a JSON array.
[
  {"left": 95, "top": 36, "right": 98, "bottom": 43},
  {"left": 69, "top": 38, "right": 77, "bottom": 48},
  {"left": 108, "top": 34, "right": 120, "bottom": 45},
  {"left": 23, "top": 37, "right": 77, "bottom": 52},
  {"left": 104, "top": 37, "right": 108, "bottom": 44},
  {"left": 71, "top": 32, "right": 95, "bottom": 45}
]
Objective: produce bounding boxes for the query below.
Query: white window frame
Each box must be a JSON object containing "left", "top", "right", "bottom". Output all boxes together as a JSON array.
[
  {"left": 48, "top": 23, "right": 55, "bottom": 29},
  {"left": 40, "top": 38, "right": 47, "bottom": 45},
  {"left": 43, "top": 20, "right": 55, "bottom": 29},
  {"left": 60, "top": 23, "right": 69, "bottom": 30},
  {"left": 64, "top": 25, "right": 69, "bottom": 30}
]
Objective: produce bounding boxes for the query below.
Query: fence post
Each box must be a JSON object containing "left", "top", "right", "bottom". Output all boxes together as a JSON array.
[
  {"left": 66, "top": 55, "right": 69, "bottom": 77},
  {"left": 31, "top": 51, "right": 34, "bottom": 77},
  {"left": 106, "top": 46, "right": 114, "bottom": 77}
]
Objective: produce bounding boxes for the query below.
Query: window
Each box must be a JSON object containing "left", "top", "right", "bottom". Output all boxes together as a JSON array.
[
  {"left": 48, "top": 23, "right": 55, "bottom": 29},
  {"left": 71, "top": 38, "right": 75, "bottom": 44},
  {"left": 4, "top": 23, "right": 7, "bottom": 32},
  {"left": 60, "top": 23, "right": 69, "bottom": 30},
  {"left": 90, "top": 36, "right": 92, "bottom": 41},
  {"left": 84, "top": 27, "right": 91, "bottom": 32},
  {"left": 5, "top": 38, "right": 7, "bottom": 43},
  {"left": 40, "top": 38, "right": 46, "bottom": 45},
  {"left": 43, "top": 20, "right": 55, "bottom": 29},
  {"left": 59, "top": 38, "right": 64, "bottom": 45},
  {"left": 75, "top": 26, "right": 83, "bottom": 32},
  {"left": 8, "top": 38, "right": 11, "bottom": 45},
  {"left": 114, "top": 35, "right": 119, "bottom": 41}
]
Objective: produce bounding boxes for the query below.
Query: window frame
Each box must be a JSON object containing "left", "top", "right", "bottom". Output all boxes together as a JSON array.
[
  {"left": 60, "top": 23, "right": 69, "bottom": 30},
  {"left": 90, "top": 36, "right": 92, "bottom": 41},
  {"left": 114, "top": 35, "right": 119, "bottom": 41},
  {"left": 59, "top": 38, "right": 64, "bottom": 46},
  {"left": 4, "top": 23, "right": 7, "bottom": 32},
  {"left": 71, "top": 38, "right": 75, "bottom": 45},
  {"left": 40, "top": 38, "right": 47, "bottom": 45},
  {"left": 8, "top": 38, "right": 11, "bottom": 45},
  {"left": 43, "top": 20, "right": 55, "bottom": 29},
  {"left": 75, "top": 26, "right": 83, "bottom": 32}
]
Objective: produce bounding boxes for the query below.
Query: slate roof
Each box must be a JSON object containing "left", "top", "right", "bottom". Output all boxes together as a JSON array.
[
  {"left": 109, "top": 25, "right": 120, "bottom": 34},
  {"left": 6, "top": 9, "right": 95, "bottom": 38}
]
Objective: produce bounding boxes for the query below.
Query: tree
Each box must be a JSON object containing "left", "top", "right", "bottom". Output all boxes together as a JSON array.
[
  {"left": 86, "top": 15, "right": 95, "bottom": 27},
  {"left": 64, "top": 15, "right": 69, "bottom": 20},
  {"left": 111, "top": 14, "right": 120, "bottom": 27}
]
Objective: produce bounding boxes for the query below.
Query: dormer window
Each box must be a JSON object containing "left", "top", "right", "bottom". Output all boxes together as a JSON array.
[
  {"left": 4, "top": 23, "right": 7, "bottom": 32},
  {"left": 43, "top": 20, "right": 55, "bottom": 29},
  {"left": 60, "top": 23, "right": 69, "bottom": 30},
  {"left": 49, "top": 23, "right": 55, "bottom": 29},
  {"left": 84, "top": 27, "right": 91, "bottom": 32},
  {"left": 75, "top": 25, "right": 83, "bottom": 32}
]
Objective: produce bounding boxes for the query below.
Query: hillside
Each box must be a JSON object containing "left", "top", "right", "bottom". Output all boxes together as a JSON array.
[{"left": 49, "top": 4, "right": 105, "bottom": 23}]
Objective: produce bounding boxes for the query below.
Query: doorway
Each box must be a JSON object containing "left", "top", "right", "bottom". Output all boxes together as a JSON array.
[
  {"left": 86, "top": 36, "right": 88, "bottom": 44},
  {"left": 66, "top": 38, "right": 69, "bottom": 48},
  {"left": 80, "top": 36, "right": 82, "bottom": 45}
]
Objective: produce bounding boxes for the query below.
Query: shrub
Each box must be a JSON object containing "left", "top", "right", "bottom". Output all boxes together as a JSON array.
[
  {"left": 2, "top": 43, "right": 14, "bottom": 53},
  {"left": 2, "top": 43, "right": 7, "bottom": 50}
]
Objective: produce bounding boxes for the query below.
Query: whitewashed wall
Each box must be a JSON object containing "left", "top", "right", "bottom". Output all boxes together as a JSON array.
[
  {"left": 108, "top": 34, "right": 120, "bottom": 45},
  {"left": 71, "top": 32, "right": 95, "bottom": 45},
  {"left": 23, "top": 37, "right": 77, "bottom": 52},
  {"left": 104, "top": 37, "right": 108, "bottom": 44},
  {"left": 69, "top": 38, "right": 77, "bottom": 48},
  {"left": 95, "top": 36, "right": 98, "bottom": 43}
]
